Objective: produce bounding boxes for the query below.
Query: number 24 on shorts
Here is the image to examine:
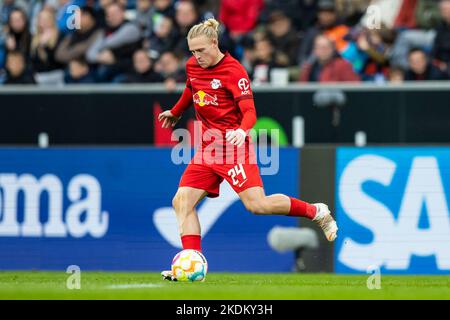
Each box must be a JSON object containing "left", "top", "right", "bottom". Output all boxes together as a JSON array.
[{"left": 228, "top": 164, "right": 247, "bottom": 186}]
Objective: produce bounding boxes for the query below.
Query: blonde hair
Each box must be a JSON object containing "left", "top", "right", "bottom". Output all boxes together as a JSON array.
[
  {"left": 187, "top": 18, "right": 220, "bottom": 40},
  {"left": 31, "top": 8, "right": 59, "bottom": 61}
]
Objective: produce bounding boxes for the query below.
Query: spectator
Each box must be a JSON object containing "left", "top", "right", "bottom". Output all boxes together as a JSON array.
[
  {"left": 356, "top": 25, "right": 396, "bottom": 81},
  {"left": 86, "top": 1, "right": 142, "bottom": 82},
  {"left": 1, "top": 0, "right": 447, "bottom": 86},
  {"left": 94, "top": 0, "right": 114, "bottom": 29},
  {"left": 27, "top": 0, "right": 44, "bottom": 35},
  {"left": 432, "top": 0, "right": 450, "bottom": 77},
  {"left": 192, "top": 0, "right": 219, "bottom": 17},
  {"left": 300, "top": 34, "right": 361, "bottom": 82},
  {"left": 405, "top": 47, "right": 448, "bottom": 80},
  {"left": 1, "top": 0, "right": 28, "bottom": 27},
  {"left": 388, "top": 66, "right": 405, "bottom": 83},
  {"left": 91, "top": 1, "right": 126, "bottom": 28},
  {"left": 261, "top": 0, "right": 318, "bottom": 32},
  {"left": 64, "top": 57, "right": 95, "bottom": 83},
  {"left": 55, "top": 6, "right": 101, "bottom": 64},
  {"left": 1, "top": 3, "right": 31, "bottom": 69},
  {"left": 250, "top": 35, "right": 286, "bottom": 84},
  {"left": 173, "top": 0, "right": 200, "bottom": 58},
  {"left": 1, "top": 0, "right": 16, "bottom": 27},
  {"left": 134, "top": 0, "right": 153, "bottom": 37},
  {"left": 213, "top": 21, "right": 235, "bottom": 58},
  {"left": 121, "top": 49, "right": 163, "bottom": 83},
  {"left": 390, "top": 29, "right": 437, "bottom": 70},
  {"left": 145, "top": 14, "right": 179, "bottom": 59},
  {"left": 239, "top": 35, "right": 255, "bottom": 73},
  {"left": 154, "top": 50, "right": 185, "bottom": 91},
  {"left": 3, "top": 8, "right": 31, "bottom": 57},
  {"left": 30, "top": 8, "right": 65, "bottom": 84},
  {"left": 266, "top": 10, "right": 301, "bottom": 67},
  {"left": 4, "top": 50, "right": 35, "bottom": 84},
  {"left": 415, "top": 0, "right": 441, "bottom": 30},
  {"left": 298, "top": 0, "right": 351, "bottom": 66},
  {"left": 219, "top": 0, "right": 264, "bottom": 39},
  {"left": 117, "top": 0, "right": 128, "bottom": 8},
  {"left": 146, "top": 0, "right": 176, "bottom": 54},
  {"left": 153, "top": 0, "right": 175, "bottom": 18}
]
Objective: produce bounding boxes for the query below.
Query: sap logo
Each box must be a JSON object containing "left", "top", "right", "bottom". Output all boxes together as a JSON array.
[
  {"left": 338, "top": 155, "right": 450, "bottom": 271},
  {"left": 153, "top": 183, "right": 239, "bottom": 247},
  {"left": 0, "top": 174, "right": 109, "bottom": 238}
]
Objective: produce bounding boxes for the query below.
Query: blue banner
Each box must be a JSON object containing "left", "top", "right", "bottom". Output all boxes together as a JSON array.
[
  {"left": 0, "top": 147, "right": 299, "bottom": 272},
  {"left": 335, "top": 147, "right": 450, "bottom": 274}
]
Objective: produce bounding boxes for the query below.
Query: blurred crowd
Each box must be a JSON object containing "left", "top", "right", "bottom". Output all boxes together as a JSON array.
[{"left": 0, "top": 0, "right": 449, "bottom": 87}]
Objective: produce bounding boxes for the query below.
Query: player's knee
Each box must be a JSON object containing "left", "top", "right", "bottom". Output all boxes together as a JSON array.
[
  {"left": 245, "top": 200, "right": 269, "bottom": 215},
  {"left": 172, "top": 193, "right": 183, "bottom": 213},
  {"left": 172, "top": 190, "right": 192, "bottom": 215},
  {"left": 172, "top": 196, "right": 178, "bottom": 211}
]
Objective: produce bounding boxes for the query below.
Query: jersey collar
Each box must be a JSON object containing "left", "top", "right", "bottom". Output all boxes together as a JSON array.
[{"left": 207, "top": 51, "right": 229, "bottom": 69}]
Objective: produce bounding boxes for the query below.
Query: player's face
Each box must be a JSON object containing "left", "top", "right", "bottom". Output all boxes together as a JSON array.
[{"left": 188, "top": 35, "right": 219, "bottom": 69}]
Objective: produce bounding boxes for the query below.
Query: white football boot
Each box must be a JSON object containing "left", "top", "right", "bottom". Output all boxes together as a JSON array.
[
  {"left": 161, "top": 270, "right": 177, "bottom": 281},
  {"left": 312, "top": 203, "right": 338, "bottom": 242}
]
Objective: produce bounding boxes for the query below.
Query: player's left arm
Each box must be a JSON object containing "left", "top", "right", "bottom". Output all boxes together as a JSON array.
[
  {"left": 225, "top": 66, "right": 256, "bottom": 147},
  {"left": 226, "top": 99, "right": 257, "bottom": 147}
]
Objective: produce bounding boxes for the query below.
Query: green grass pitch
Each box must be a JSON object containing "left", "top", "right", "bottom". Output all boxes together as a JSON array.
[{"left": 0, "top": 271, "right": 449, "bottom": 300}]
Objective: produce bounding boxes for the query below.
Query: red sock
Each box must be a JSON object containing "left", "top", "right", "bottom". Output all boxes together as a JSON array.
[
  {"left": 181, "top": 234, "right": 202, "bottom": 252},
  {"left": 288, "top": 197, "right": 317, "bottom": 220}
]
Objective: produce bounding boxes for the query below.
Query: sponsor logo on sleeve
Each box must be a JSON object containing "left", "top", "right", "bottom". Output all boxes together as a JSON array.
[{"left": 238, "top": 78, "right": 251, "bottom": 95}]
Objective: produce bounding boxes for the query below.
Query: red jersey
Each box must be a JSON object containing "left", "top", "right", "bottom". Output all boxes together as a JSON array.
[
  {"left": 172, "top": 53, "right": 263, "bottom": 194},
  {"left": 185, "top": 52, "right": 254, "bottom": 134}
]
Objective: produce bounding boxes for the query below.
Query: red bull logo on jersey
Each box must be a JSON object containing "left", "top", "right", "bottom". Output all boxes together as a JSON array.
[{"left": 193, "top": 90, "right": 218, "bottom": 107}]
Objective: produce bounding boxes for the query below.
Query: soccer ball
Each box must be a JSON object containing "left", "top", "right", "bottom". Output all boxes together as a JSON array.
[{"left": 171, "top": 249, "right": 208, "bottom": 282}]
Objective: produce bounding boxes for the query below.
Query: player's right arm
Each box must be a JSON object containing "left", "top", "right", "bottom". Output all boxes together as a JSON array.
[{"left": 158, "top": 78, "right": 193, "bottom": 128}]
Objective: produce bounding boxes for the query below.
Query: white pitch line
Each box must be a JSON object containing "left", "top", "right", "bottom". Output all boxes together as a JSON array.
[{"left": 106, "top": 284, "right": 162, "bottom": 289}]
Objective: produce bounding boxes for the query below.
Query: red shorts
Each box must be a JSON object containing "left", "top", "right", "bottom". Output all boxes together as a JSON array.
[{"left": 179, "top": 145, "right": 263, "bottom": 197}]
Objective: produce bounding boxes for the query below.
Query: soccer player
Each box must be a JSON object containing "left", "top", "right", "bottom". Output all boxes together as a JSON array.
[{"left": 159, "top": 19, "right": 338, "bottom": 280}]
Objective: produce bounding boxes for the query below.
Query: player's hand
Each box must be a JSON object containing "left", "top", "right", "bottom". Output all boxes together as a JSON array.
[
  {"left": 158, "top": 110, "right": 180, "bottom": 128},
  {"left": 226, "top": 129, "right": 246, "bottom": 147}
]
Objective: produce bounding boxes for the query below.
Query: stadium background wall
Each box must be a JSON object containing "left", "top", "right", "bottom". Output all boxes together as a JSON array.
[
  {"left": 1, "top": 146, "right": 449, "bottom": 274},
  {"left": 0, "top": 147, "right": 299, "bottom": 272},
  {"left": 1, "top": 83, "right": 450, "bottom": 274},
  {"left": 1, "top": 83, "right": 450, "bottom": 146}
]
